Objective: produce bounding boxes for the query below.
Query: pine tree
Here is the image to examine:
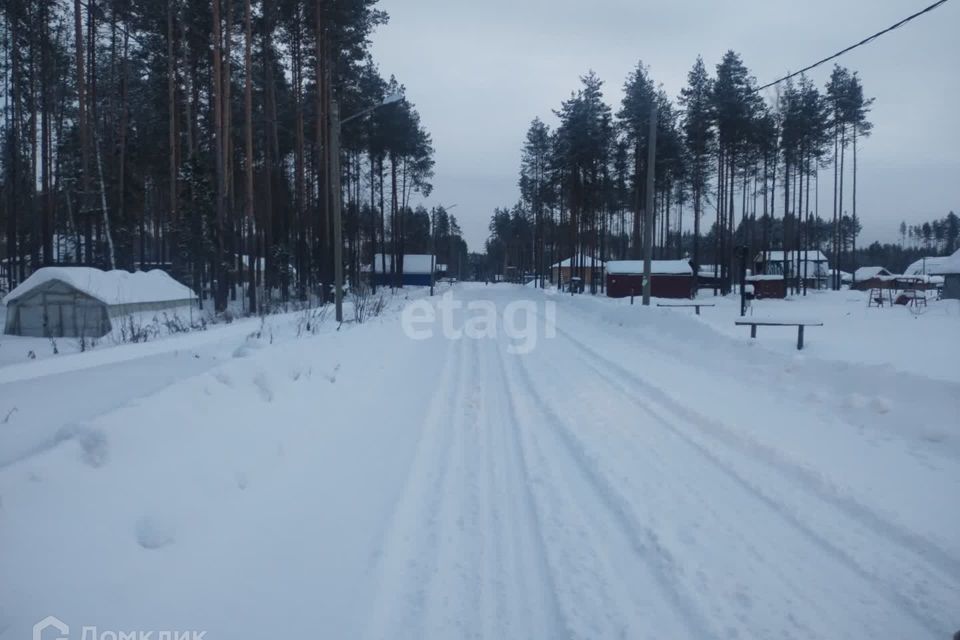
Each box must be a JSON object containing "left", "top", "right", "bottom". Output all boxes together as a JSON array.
[
  {"left": 679, "top": 56, "right": 714, "bottom": 281},
  {"left": 946, "top": 212, "right": 959, "bottom": 253},
  {"left": 618, "top": 62, "right": 656, "bottom": 259},
  {"left": 846, "top": 71, "right": 873, "bottom": 274},
  {"left": 711, "top": 51, "right": 761, "bottom": 293},
  {"left": 520, "top": 118, "right": 551, "bottom": 287},
  {"left": 0, "top": 0, "right": 433, "bottom": 311}
]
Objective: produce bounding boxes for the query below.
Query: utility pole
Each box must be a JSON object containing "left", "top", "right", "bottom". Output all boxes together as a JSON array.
[
  {"left": 642, "top": 102, "right": 658, "bottom": 306},
  {"left": 430, "top": 207, "right": 436, "bottom": 296},
  {"left": 331, "top": 99, "right": 344, "bottom": 323}
]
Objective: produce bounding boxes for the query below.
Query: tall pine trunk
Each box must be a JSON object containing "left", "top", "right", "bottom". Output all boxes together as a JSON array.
[
  {"left": 167, "top": 0, "right": 177, "bottom": 274},
  {"left": 211, "top": 0, "right": 227, "bottom": 311},
  {"left": 243, "top": 0, "right": 256, "bottom": 314}
]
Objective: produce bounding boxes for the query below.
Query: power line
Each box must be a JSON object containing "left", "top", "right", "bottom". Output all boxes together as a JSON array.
[{"left": 756, "top": 0, "right": 951, "bottom": 92}]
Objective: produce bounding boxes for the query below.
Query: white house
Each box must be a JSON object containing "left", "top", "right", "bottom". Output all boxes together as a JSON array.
[
  {"left": 369, "top": 254, "right": 435, "bottom": 286},
  {"left": 755, "top": 250, "right": 830, "bottom": 278}
]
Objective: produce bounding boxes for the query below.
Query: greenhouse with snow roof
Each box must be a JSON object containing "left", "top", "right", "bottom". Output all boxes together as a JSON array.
[{"left": 3, "top": 267, "right": 197, "bottom": 338}]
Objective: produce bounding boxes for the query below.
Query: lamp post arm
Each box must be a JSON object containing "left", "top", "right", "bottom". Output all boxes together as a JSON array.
[
  {"left": 341, "top": 104, "right": 379, "bottom": 126},
  {"left": 341, "top": 93, "right": 403, "bottom": 126}
]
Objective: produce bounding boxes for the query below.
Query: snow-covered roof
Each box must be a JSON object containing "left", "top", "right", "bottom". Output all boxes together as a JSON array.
[
  {"left": 898, "top": 274, "right": 945, "bottom": 285},
  {"left": 903, "top": 251, "right": 958, "bottom": 276},
  {"left": 550, "top": 254, "right": 605, "bottom": 269},
  {"left": 745, "top": 274, "right": 786, "bottom": 281},
  {"left": 3, "top": 267, "right": 197, "bottom": 306},
  {"left": 606, "top": 260, "right": 692, "bottom": 275},
  {"left": 756, "top": 250, "right": 828, "bottom": 263},
  {"left": 370, "top": 254, "right": 435, "bottom": 275},
  {"left": 854, "top": 266, "right": 892, "bottom": 280},
  {"left": 941, "top": 250, "right": 960, "bottom": 275}
]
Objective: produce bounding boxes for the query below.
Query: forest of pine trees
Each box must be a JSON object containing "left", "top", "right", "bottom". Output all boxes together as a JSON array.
[
  {"left": 485, "top": 53, "right": 882, "bottom": 293},
  {"left": 853, "top": 210, "right": 960, "bottom": 274},
  {"left": 0, "top": 0, "right": 467, "bottom": 312},
  {"left": 899, "top": 212, "right": 959, "bottom": 253}
]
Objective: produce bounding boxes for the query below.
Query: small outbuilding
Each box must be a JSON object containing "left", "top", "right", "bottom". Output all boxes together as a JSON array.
[
  {"left": 606, "top": 260, "right": 693, "bottom": 299},
  {"left": 903, "top": 254, "right": 954, "bottom": 277},
  {"left": 369, "top": 254, "right": 435, "bottom": 287},
  {"left": 851, "top": 266, "right": 895, "bottom": 291},
  {"left": 754, "top": 250, "right": 831, "bottom": 288},
  {"left": 551, "top": 254, "right": 605, "bottom": 288},
  {"left": 940, "top": 250, "right": 960, "bottom": 300},
  {"left": 854, "top": 266, "right": 892, "bottom": 280},
  {"left": 745, "top": 275, "right": 787, "bottom": 299},
  {"left": 902, "top": 251, "right": 959, "bottom": 291},
  {"left": 3, "top": 267, "right": 197, "bottom": 338}
]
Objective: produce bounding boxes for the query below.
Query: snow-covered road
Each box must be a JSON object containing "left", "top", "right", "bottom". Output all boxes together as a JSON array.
[{"left": 2, "top": 284, "right": 958, "bottom": 639}]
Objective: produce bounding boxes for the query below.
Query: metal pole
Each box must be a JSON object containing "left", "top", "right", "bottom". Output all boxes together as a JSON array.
[
  {"left": 430, "top": 207, "right": 435, "bottom": 296},
  {"left": 738, "top": 246, "right": 747, "bottom": 316},
  {"left": 642, "top": 102, "right": 658, "bottom": 306},
  {"left": 331, "top": 99, "right": 344, "bottom": 323}
]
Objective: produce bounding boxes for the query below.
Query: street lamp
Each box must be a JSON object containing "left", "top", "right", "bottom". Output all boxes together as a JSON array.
[{"left": 331, "top": 91, "right": 403, "bottom": 322}]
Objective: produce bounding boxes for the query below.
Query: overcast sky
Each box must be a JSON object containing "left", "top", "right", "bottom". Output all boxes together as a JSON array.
[{"left": 370, "top": 0, "right": 959, "bottom": 253}]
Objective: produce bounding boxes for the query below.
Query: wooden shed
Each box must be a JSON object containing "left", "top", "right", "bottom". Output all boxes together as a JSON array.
[
  {"left": 745, "top": 275, "right": 787, "bottom": 299},
  {"left": 3, "top": 267, "right": 197, "bottom": 338},
  {"left": 606, "top": 260, "right": 693, "bottom": 299}
]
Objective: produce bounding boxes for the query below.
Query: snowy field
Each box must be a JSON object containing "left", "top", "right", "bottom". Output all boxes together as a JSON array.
[{"left": 1, "top": 283, "right": 958, "bottom": 639}]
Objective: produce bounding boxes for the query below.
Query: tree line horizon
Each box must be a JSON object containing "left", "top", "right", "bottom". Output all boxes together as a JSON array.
[{"left": 484, "top": 52, "right": 953, "bottom": 289}]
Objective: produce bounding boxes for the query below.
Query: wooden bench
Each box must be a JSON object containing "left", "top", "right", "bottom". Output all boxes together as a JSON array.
[
  {"left": 735, "top": 319, "right": 824, "bottom": 350},
  {"left": 656, "top": 302, "right": 716, "bottom": 315}
]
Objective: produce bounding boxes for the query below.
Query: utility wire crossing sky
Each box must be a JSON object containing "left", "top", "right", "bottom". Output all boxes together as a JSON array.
[{"left": 371, "top": 0, "right": 959, "bottom": 252}]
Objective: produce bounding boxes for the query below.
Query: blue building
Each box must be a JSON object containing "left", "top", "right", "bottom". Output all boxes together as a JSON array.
[{"left": 369, "top": 254, "right": 436, "bottom": 287}]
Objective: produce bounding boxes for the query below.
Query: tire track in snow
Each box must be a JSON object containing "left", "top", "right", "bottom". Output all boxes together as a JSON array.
[
  {"left": 550, "top": 320, "right": 957, "bottom": 637},
  {"left": 496, "top": 336, "right": 711, "bottom": 639},
  {"left": 478, "top": 334, "right": 565, "bottom": 639},
  {"left": 362, "top": 334, "right": 464, "bottom": 639},
  {"left": 557, "top": 299, "right": 960, "bottom": 577},
  {"left": 364, "top": 329, "right": 562, "bottom": 639},
  {"left": 418, "top": 334, "right": 491, "bottom": 638},
  {"left": 508, "top": 342, "right": 834, "bottom": 637}
]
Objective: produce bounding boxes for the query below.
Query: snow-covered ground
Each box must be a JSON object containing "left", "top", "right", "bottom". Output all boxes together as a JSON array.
[
  {"left": 692, "top": 288, "right": 960, "bottom": 384},
  {"left": 1, "top": 284, "right": 958, "bottom": 639}
]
